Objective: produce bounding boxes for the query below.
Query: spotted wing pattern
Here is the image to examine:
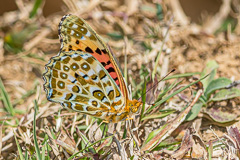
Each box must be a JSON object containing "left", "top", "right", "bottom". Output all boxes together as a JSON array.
[
  {"left": 58, "top": 14, "right": 129, "bottom": 100},
  {"left": 44, "top": 51, "right": 128, "bottom": 122}
]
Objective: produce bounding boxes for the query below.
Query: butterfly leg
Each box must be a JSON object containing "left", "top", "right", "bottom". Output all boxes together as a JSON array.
[{"left": 125, "top": 115, "right": 134, "bottom": 121}]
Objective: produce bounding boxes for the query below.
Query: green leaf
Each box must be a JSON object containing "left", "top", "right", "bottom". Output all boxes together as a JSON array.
[
  {"left": 185, "top": 102, "right": 203, "bottom": 121},
  {"left": 201, "top": 60, "right": 218, "bottom": 89},
  {"left": 210, "top": 88, "right": 240, "bottom": 101},
  {"left": 205, "top": 77, "right": 232, "bottom": 99},
  {"left": 204, "top": 107, "right": 237, "bottom": 123},
  {"left": 142, "top": 109, "right": 175, "bottom": 121}
]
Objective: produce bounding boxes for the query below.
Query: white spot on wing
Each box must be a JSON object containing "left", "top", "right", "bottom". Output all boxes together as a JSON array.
[
  {"left": 95, "top": 65, "right": 102, "bottom": 73},
  {"left": 105, "top": 86, "right": 114, "bottom": 95},
  {"left": 101, "top": 75, "right": 109, "bottom": 83},
  {"left": 68, "top": 75, "right": 75, "bottom": 82},
  {"left": 80, "top": 36, "right": 86, "bottom": 40},
  {"left": 87, "top": 69, "right": 95, "bottom": 76},
  {"left": 90, "top": 86, "right": 101, "bottom": 94},
  {"left": 114, "top": 104, "right": 122, "bottom": 110},
  {"left": 72, "top": 53, "right": 78, "bottom": 58},
  {"left": 59, "top": 82, "right": 64, "bottom": 87},
  {"left": 67, "top": 85, "right": 74, "bottom": 92},
  {"left": 81, "top": 54, "right": 91, "bottom": 59},
  {"left": 62, "top": 73, "right": 67, "bottom": 78},
  {"left": 102, "top": 97, "right": 108, "bottom": 103},
  {"left": 83, "top": 105, "right": 88, "bottom": 111},
  {"left": 72, "top": 24, "right": 78, "bottom": 29},
  {"left": 78, "top": 71, "right": 85, "bottom": 77},
  {"left": 86, "top": 31, "right": 91, "bottom": 37},
  {"left": 70, "top": 30, "right": 75, "bottom": 35},
  {"left": 114, "top": 96, "right": 122, "bottom": 103},
  {"left": 83, "top": 64, "right": 87, "bottom": 69}
]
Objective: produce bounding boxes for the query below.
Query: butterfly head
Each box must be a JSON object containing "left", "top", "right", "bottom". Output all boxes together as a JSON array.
[{"left": 128, "top": 99, "right": 142, "bottom": 113}]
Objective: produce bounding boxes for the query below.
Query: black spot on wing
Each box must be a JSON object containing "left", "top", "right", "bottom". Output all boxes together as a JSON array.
[
  {"left": 83, "top": 74, "right": 88, "bottom": 79},
  {"left": 72, "top": 79, "right": 77, "bottom": 83},
  {"left": 101, "top": 61, "right": 111, "bottom": 67},
  {"left": 106, "top": 67, "right": 115, "bottom": 73},
  {"left": 95, "top": 48, "right": 102, "bottom": 55},
  {"left": 74, "top": 73, "right": 80, "bottom": 78},
  {"left": 101, "top": 49, "right": 107, "bottom": 54},
  {"left": 85, "top": 47, "right": 93, "bottom": 53}
]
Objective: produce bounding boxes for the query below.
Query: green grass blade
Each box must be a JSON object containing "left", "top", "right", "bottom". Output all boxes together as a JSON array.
[
  {"left": 25, "top": 150, "right": 28, "bottom": 160},
  {"left": 29, "top": 0, "right": 43, "bottom": 18},
  {"left": 155, "top": 79, "right": 182, "bottom": 102},
  {"left": 124, "top": 37, "right": 128, "bottom": 86},
  {"left": 140, "top": 79, "right": 147, "bottom": 121},
  {"left": 14, "top": 132, "right": 24, "bottom": 160},
  {"left": 141, "top": 109, "right": 176, "bottom": 121},
  {"left": 152, "top": 25, "right": 170, "bottom": 80},
  {"left": 0, "top": 78, "right": 15, "bottom": 116},
  {"left": 33, "top": 100, "right": 41, "bottom": 160},
  {"left": 164, "top": 72, "right": 201, "bottom": 80}
]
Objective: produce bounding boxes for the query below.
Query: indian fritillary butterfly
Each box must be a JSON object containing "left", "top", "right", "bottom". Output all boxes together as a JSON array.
[{"left": 43, "top": 14, "right": 142, "bottom": 123}]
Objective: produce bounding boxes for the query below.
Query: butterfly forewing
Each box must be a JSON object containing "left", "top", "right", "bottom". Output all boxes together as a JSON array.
[
  {"left": 58, "top": 14, "right": 129, "bottom": 99},
  {"left": 44, "top": 51, "right": 125, "bottom": 118}
]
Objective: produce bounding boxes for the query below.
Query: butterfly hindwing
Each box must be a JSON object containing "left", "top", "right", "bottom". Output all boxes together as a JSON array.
[{"left": 44, "top": 51, "right": 125, "bottom": 118}]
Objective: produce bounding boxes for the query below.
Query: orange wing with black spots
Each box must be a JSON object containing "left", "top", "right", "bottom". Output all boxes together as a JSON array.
[{"left": 58, "top": 14, "right": 129, "bottom": 100}]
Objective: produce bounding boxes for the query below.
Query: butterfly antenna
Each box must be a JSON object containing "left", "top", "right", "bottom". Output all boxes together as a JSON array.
[{"left": 138, "top": 69, "right": 176, "bottom": 101}]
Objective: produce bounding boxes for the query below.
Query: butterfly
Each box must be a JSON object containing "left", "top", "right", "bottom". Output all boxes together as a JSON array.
[{"left": 43, "top": 14, "right": 142, "bottom": 123}]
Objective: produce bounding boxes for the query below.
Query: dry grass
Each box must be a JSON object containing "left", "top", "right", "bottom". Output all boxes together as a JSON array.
[{"left": 1, "top": 0, "right": 240, "bottom": 159}]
